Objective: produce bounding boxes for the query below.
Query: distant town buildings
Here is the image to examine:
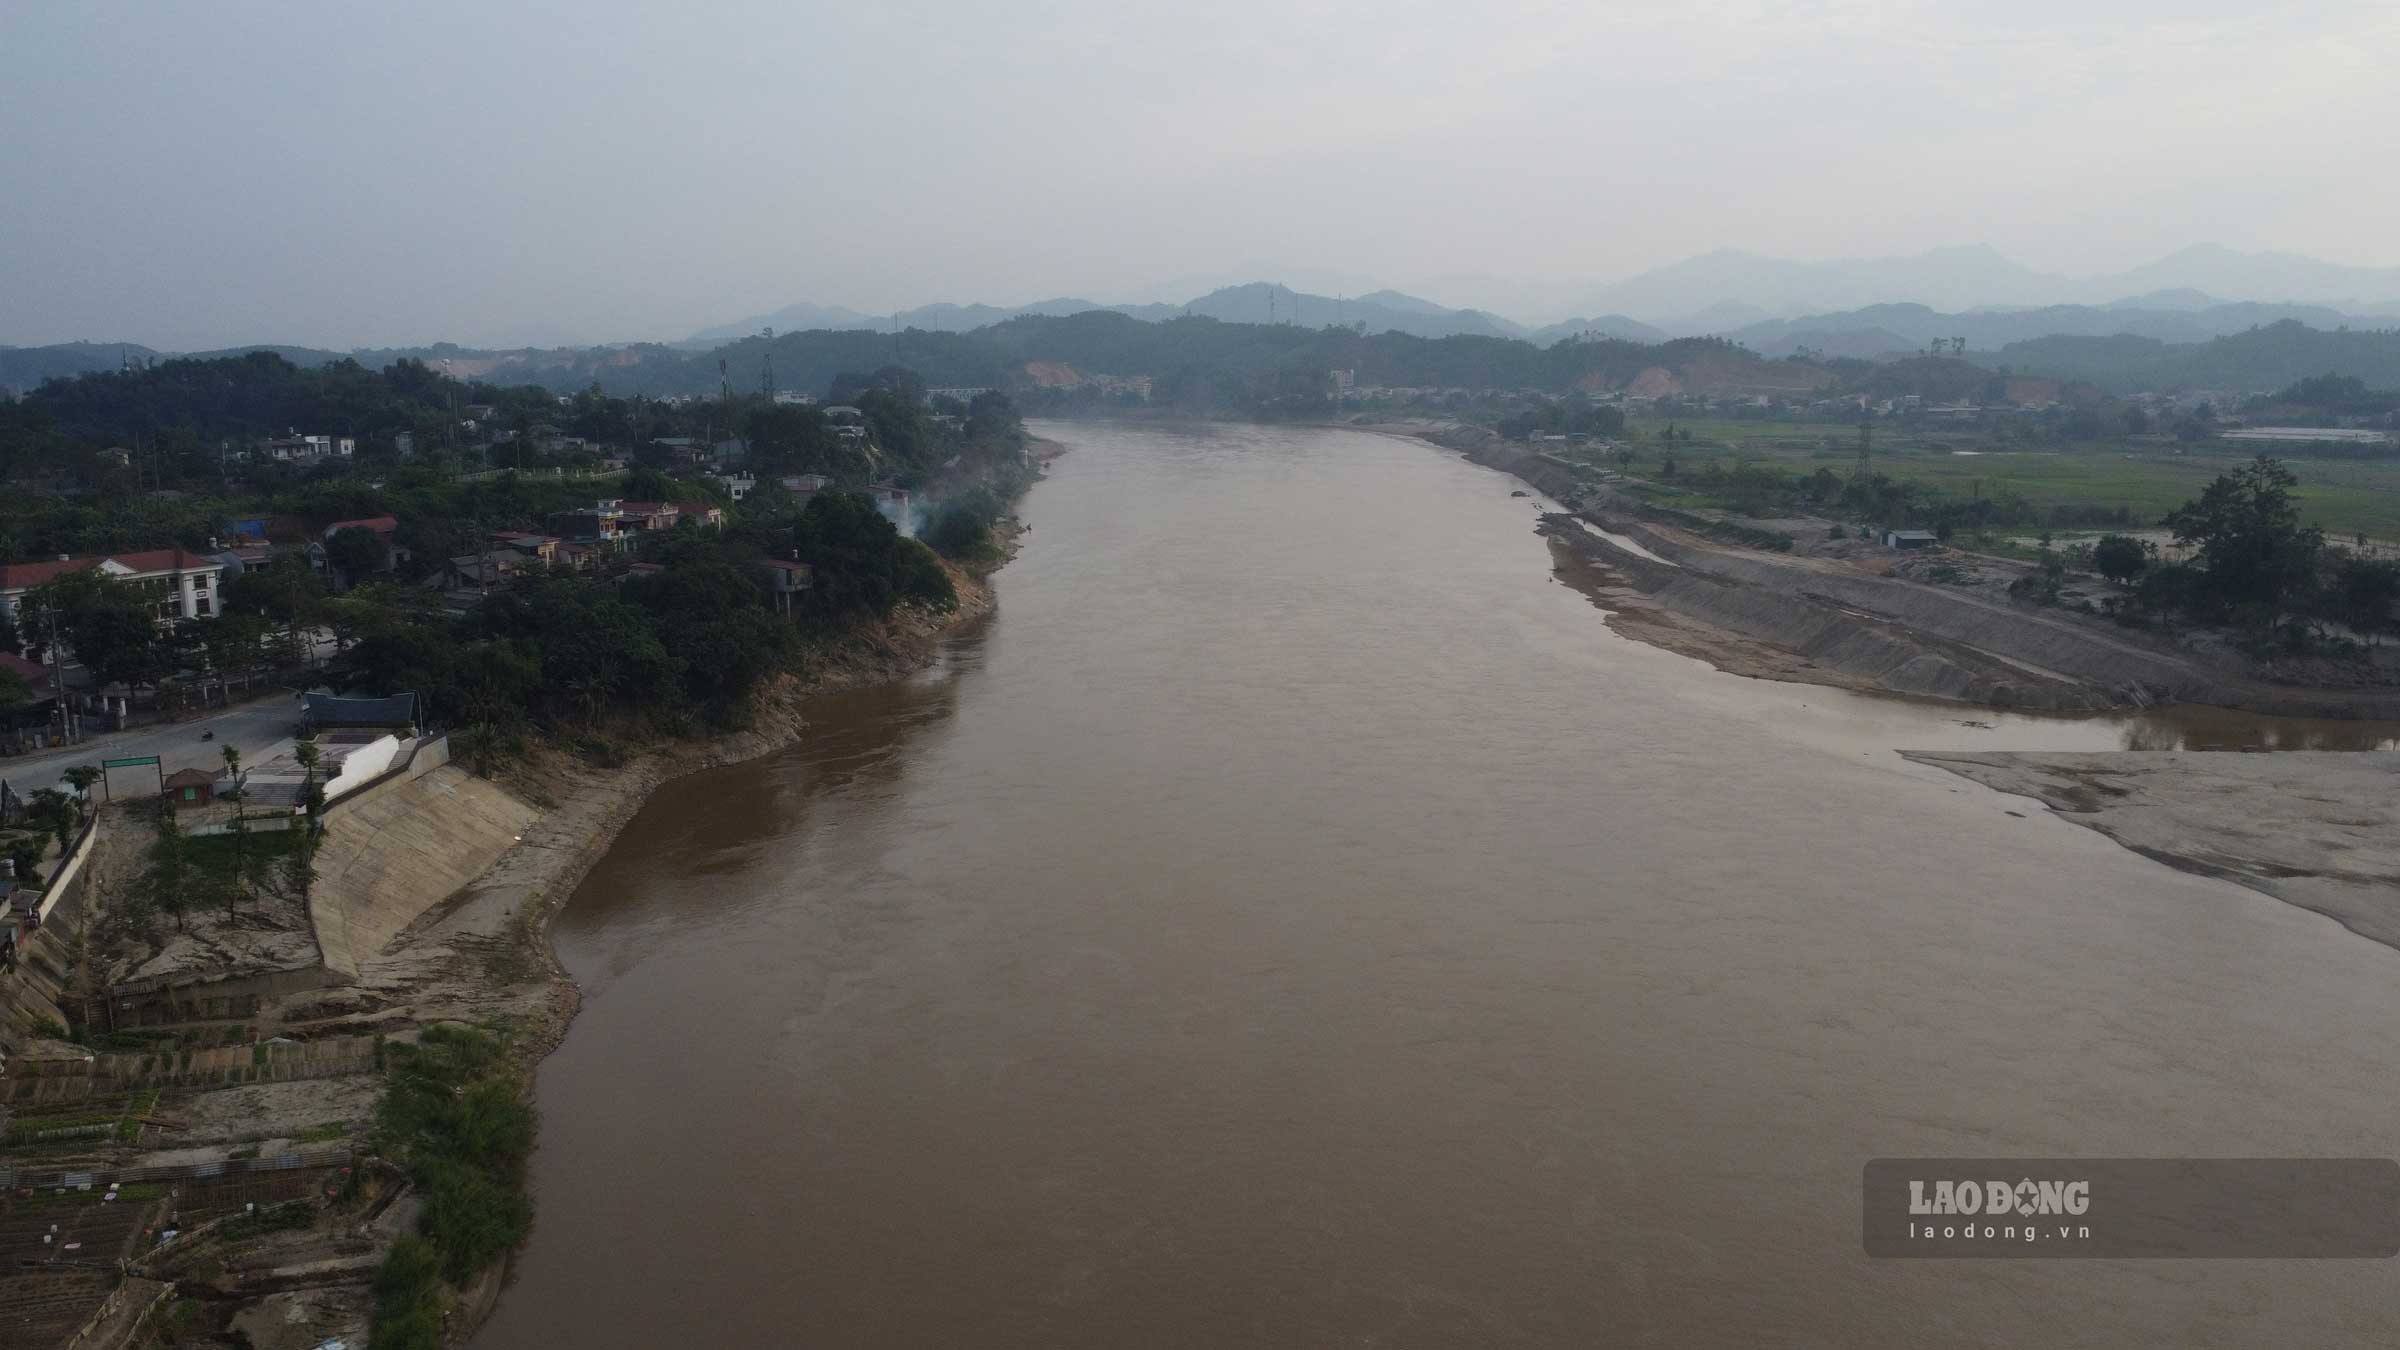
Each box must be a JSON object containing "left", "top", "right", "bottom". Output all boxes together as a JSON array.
[
  {"left": 250, "top": 431, "right": 354, "bottom": 463},
  {"left": 2219, "top": 426, "right": 2396, "bottom": 446}
]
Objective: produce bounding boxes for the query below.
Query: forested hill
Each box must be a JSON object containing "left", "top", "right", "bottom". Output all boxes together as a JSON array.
[
  {"left": 1996, "top": 321, "right": 2400, "bottom": 394},
  {"left": 488, "top": 313, "right": 1801, "bottom": 403}
]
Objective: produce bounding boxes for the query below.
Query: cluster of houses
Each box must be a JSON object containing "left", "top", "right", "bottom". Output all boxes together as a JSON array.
[{"left": 426, "top": 497, "right": 726, "bottom": 608}]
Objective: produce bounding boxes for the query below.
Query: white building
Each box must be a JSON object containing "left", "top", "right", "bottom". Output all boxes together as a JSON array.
[
  {"left": 253, "top": 432, "right": 355, "bottom": 462},
  {"left": 0, "top": 548, "right": 225, "bottom": 626}
]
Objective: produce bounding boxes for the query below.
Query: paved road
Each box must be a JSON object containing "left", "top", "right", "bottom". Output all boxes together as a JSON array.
[{"left": 0, "top": 697, "right": 301, "bottom": 800}]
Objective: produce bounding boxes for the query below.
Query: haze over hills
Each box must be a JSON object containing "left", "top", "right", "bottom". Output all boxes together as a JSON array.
[
  {"left": 1720, "top": 299, "right": 2388, "bottom": 361},
  {"left": 12, "top": 243, "right": 2400, "bottom": 400},
  {"left": 677, "top": 243, "right": 2400, "bottom": 353},
  {"left": 1564, "top": 243, "right": 2400, "bottom": 328}
]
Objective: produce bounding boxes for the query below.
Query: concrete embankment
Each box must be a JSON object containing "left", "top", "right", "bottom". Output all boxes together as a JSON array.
[
  {"left": 1447, "top": 435, "right": 2400, "bottom": 719},
  {"left": 308, "top": 764, "right": 542, "bottom": 979},
  {"left": 1546, "top": 513, "right": 2127, "bottom": 710}
]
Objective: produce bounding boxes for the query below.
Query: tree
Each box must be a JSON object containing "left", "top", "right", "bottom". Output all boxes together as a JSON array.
[
  {"left": 2161, "top": 456, "right": 2324, "bottom": 618},
  {"left": 222, "top": 744, "right": 248, "bottom": 870},
  {"left": 222, "top": 558, "right": 329, "bottom": 667},
  {"left": 146, "top": 809, "right": 192, "bottom": 931},
  {"left": 287, "top": 739, "right": 324, "bottom": 908},
  {"left": 2329, "top": 555, "right": 2400, "bottom": 646},
  {"left": 27, "top": 788, "right": 77, "bottom": 851},
  {"left": 324, "top": 525, "right": 391, "bottom": 581},
  {"left": 2092, "top": 534, "right": 2150, "bottom": 587},
  {"left": 0, "top": 665, "right": 31, "bottom": 714},
  {"left": 2122, "top": 406, "right": 2150, "bottom": 436},
  {"left": 37, "top": 572, "right": 166, "bottom": 691},
  {"left": 62, "top": 763, "right": 100, "bottom": 809}
]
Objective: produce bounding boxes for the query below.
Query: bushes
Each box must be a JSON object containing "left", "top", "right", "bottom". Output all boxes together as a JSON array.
[
  {"left": 372, "top": 1236, "right": 447, "bottom": 1350},
  {"left": 924, "top": 486, "right": 1005, "bottom": 562},
  {"left": 419, "top": 1157, "right": 532, "bottom": 1283},
  {"left": 370, "top": 1025, "right": 537, "bottom": 1346}
]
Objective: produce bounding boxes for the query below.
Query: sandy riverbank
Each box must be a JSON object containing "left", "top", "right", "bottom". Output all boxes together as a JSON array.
[{"left": 1904, "top": 750, "right": 2400, "bottom": 953}]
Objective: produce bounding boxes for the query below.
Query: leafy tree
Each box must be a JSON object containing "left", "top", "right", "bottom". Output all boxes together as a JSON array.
[
  {"left": 0, "top": 665, "right": 30, "bottom": 713},
  {"left": 222, "top": 557, "right": 330, "bottom": 666},
  {"left": 37, "top": 572, "right": 166, "bottom": 690},
  {"left": 27, "top": 788, "right": 77, "bottom": 851},
  {"left": 221, "top": 744, "right": 248, "bottom": 870},
  {"left": 2329, "top": 555, "right": 2400, "bottom": 646},
  {"left": 787, "top": 492, "right": 954, "bottom": 619},
  {"left": 2092, "top": 534, "right": 2150, "bottom": 586},
  {"left": 2161, "top": 457, "right": 2324, "bottom": 618},
  {"left": 324, "top": 525, "right": 391, "bottom": 580},
  {"left": 200, "top": 612, "right": 272, "bottom": 679},
  {"left": 145, "top": 809, "right": 192, "bottom": 931},
  {"left": 5, "top": 838, "right": 40, "bottom": 890}
]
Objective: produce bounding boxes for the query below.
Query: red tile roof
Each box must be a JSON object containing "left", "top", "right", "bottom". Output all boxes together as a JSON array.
[
  {"left": 0, "top": 548, "right": 218, "bottom": 591},
  {"left": 0, "top": 652, "right": 49, "bottom": 684},
  {"left": 326, "top": 515, "right": 399, "bottom": 536}
]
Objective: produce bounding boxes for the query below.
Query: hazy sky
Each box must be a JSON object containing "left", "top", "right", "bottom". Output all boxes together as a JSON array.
[{"left": 5, "top": 0, "right": 2395, "bottom": 349}]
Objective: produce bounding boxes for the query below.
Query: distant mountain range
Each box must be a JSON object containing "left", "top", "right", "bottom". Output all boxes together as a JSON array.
[
  {"left": 12, "top": 242, "right": 2400, "bottom": 398},
  {"left": 1572, "top": 244, "right": 2400, "bottom": 329},
  {"left": 687, "top": 283, "right": 1668, "bottom": 348},
  {"left": 680, "top": 244, "right": 2400, "bottom": 353}
]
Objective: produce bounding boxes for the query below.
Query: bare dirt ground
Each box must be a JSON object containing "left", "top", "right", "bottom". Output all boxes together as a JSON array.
[
  {"left": 137, "top": 1077, "right": 381, "bottom": 1158},
  {"left": 1905, "top": 750, "right": 2400, "bottom": 951},
  {"left": 1545, "top": 534, "right": 1885, "bottom": 692}
]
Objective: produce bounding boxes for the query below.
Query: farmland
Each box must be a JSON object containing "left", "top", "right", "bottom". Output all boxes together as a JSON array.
[{"left": 1619, "top": 418, "right": 2400, "bottom": 543}]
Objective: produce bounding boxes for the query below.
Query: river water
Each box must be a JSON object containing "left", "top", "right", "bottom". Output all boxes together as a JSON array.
[{"left": 475, "top": 421, "right": 2400, "bottom": 1348}]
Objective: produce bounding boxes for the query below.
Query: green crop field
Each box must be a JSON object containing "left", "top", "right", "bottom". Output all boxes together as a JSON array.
[{"left": 1618, "top": 418, "right": 2400, "bottom": 543}]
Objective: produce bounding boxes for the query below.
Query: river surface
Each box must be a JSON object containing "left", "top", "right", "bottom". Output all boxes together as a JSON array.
[{"left": 476, "top": 421, "right": 2400, "bottom": 1348}]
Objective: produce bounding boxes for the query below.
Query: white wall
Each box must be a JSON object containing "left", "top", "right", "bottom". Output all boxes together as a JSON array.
[{"left": 318, "top": 734, "right": 401, "bottom": 804}]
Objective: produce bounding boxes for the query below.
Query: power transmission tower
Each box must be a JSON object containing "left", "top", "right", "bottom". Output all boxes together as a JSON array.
[{"left": 1855, "top": 418, "right": 1873, "bottom": 477}]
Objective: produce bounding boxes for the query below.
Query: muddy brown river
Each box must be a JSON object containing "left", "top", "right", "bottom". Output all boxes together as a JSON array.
[{"left": 474, "top": 421, "right": 2400, "bottom": 1348}]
